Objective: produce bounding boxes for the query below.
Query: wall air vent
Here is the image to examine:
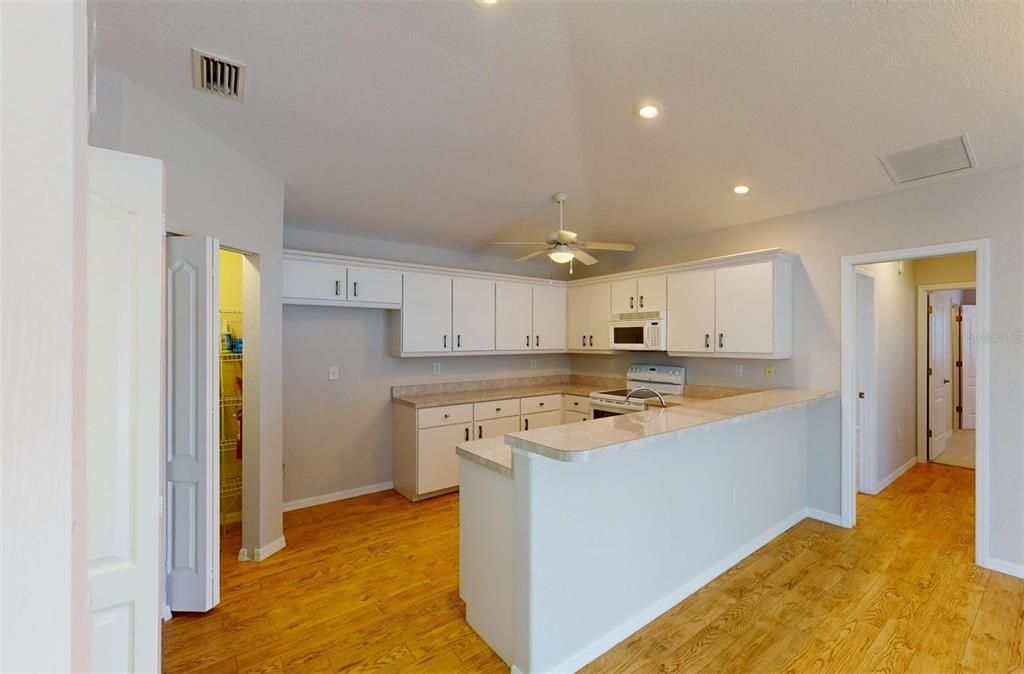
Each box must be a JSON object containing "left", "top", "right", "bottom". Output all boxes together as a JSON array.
[
  {"left": 878, "top": 134, "right": 975, "bottom": 185},
  {"left": 191, "top": 49, "right": 246, "bottom": 101}
]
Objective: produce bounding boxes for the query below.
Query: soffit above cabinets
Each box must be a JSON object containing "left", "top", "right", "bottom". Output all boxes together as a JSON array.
[{"left": 93, "top": 2, "right": 1023, "bottom": 248}]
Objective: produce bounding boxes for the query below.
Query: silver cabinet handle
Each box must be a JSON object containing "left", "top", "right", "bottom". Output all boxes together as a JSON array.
[
  {"left": 352, "top": 281, "right": 359, "bottom": 297},
  {"left": 335, "top": 280, "right": 342, "bottom": 296},
  {"left": 719, "top": 333, "right": 724, "bottom": 349},
  {"left": 705, "top": 333, "right": 710, "bottom": 350}
]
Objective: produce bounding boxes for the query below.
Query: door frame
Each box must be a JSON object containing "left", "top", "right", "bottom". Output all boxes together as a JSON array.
[
  {"left": 840, "top": 239, "right": 990, "bottom": 569},
  {"left": 916, "top": 282, "right": 976, "bottom": 464},
  {"left": 854, "top": 268, "right": 878, "bottom": 494}
]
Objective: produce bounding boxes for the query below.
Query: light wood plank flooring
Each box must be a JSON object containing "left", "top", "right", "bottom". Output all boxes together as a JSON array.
[{"left": 164, "top": 463, "right": 1023, "bottom": 673}]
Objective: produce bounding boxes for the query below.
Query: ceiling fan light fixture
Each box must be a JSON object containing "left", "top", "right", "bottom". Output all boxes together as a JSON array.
[{"left": 548, "top": 247, "right": 575, "bottom": 264}]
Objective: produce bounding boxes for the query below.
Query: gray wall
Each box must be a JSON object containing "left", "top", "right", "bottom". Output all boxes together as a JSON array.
[{"left": 283, "top": 305, "right": 569, "bottom": 503}]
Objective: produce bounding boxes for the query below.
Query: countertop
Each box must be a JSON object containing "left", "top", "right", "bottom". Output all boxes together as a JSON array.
[
  {"left": 393, "top": 382, "right": 601, "bottom": 408},
  {"left": 456, "top": 436, "right": 513, "bottom": 478},
  {"left": 505, "top": 388, "right": 838, "bottom": 463}
]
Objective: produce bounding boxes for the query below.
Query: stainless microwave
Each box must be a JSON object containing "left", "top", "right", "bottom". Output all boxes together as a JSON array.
[{"left": 609, "top": 312, "right": 667, "bottom": 351}]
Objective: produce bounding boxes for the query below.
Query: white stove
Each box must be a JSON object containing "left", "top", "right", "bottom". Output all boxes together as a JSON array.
[{"left": 589, "top": 364, "right": 685, "bottom": 418}]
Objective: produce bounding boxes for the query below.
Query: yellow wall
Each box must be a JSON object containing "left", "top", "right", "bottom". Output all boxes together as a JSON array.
[
  {"left": 219, "top": 249, "right": 245, "bottom": 320},
  {"left": 913, "top": 252, "right": 975, "bottom": 286}
]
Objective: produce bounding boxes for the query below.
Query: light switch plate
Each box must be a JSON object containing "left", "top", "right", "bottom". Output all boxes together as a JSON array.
[
  {"left": 328, "top": 366, "right": 339, "bottom": 381},
  {"left": 433, "top": 362, "right": 442, "bottom": 375},
  {"left": 735, "top": 364, "right": 744, "bottom": 378}
]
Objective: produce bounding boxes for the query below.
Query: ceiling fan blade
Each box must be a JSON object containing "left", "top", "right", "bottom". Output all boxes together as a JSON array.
[
  {"left": 492, "top": 242, "right": 549, "bottom": 247},
  {"left": 577, "top": 241, "right": 636, "bottom": 252},
  {"left": 517, "top": 249, "right": 551, "bottom": 262},
  {"left": 573, "top": 249, "right": 598, "bottom": 265}
]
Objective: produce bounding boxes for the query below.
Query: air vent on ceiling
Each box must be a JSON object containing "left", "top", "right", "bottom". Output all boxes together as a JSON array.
[
  {"left": 878, "top": 134, "right": 976, "bottom": 185},
  {"left": 191, "top": 49, "right": 246, "bottom": 101}
]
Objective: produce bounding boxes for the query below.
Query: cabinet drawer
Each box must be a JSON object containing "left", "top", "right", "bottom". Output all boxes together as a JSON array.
[
  {"left": 520, "top": 394, "right": 561, "bottom": 414},
  {"left": 563, "top": 410, "right": 589, "bottom": 423},
  {"left": 562, "top": 395, "right": 590, "bottom": 413},
  {"left": 473, "top": 398, "right": 520, "bottom": 421},
  {"left": 521, "top": 409, "right": 563, "bottom": 431},
  {"left": 418, "top": 404, "right": 473, "bottom": 429}
]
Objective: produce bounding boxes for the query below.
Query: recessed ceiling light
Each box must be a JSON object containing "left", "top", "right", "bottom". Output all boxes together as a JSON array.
[
  {"left": 472, "top": 0, "right": 498, "bottom": 6},
  {"left": 633, "top": 100, "right": 661, "bottom": 120},
  {"left": 732, "top": 184, "right": 750, "bottom": 195}
]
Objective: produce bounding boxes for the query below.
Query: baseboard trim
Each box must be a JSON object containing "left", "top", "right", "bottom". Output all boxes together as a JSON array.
[
  {"left": 542, "top": 507, "right": 809, "bottom": 674},
  {"left": 983, "top": 556, "right": 1024, "bottom": 580},
  {"left": 283, "top": 482, "right": 394, "bottom": 513},
  {"left": 805, "top": 508, "right": 844, "bottom": 526},
  {"left": 875, "top": 456, "right": 916, "bottom": 494},
  {"left": 252, "top": 535, "right": 286, "bottom": 561},
  {"left": 162, "top": 604, "right": 172, "bottom": 622}
]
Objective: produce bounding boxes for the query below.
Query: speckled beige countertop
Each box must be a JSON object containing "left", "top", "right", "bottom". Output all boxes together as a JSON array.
[
  {"left": 456, "top": 436, "right": 513, "bottom": 477},
  {"left": 394, "top": 382, "right": 604, "bottom": 408},
  {"left": 505, "top": 388, "right": 837, "bottom": 463}
]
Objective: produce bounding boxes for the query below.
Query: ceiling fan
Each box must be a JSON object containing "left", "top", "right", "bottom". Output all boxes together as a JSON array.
[{"left": 492, "top": 192, "right": 635, "bottom": 273}]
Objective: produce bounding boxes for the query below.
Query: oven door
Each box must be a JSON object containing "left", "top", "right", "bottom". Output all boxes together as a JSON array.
[
  {"left": 610, "top": 321, "right": 650, "bottom": 350},
  {"left": 590, "top": 400, "right": 644, "bottom": 418}
]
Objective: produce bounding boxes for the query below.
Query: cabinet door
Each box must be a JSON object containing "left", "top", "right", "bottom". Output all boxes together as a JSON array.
[
  {"left": 283, "top": 259, "right": 347, "bottom": 302},
  {"left": 417, "top": 423, "right": 468, "bottom": 493},
  {"left": 452, "top": 277, "right": 495, "bottom": 352},
  {"left": 495, "top": 282, "right": 533, "bottom": 351},
  {"left": 636, "top": 275, "right": 667, "bottom": 312},
  {"left": 666, "top": 269, "right": 716, "bottom": 353},
  {"left": 475, "top": 415, "right": 520, "bottom": 440},
  {"left": 532, "top": 285, "right": 566, "bottom": 350},
  {"left": 563, "top": 411, "right": 589, "bottom": 423},
  {"left": 611, "top": 279, "right": 637, "bottom": 314},
  {"left": 348, "top": 266, "right": 401, "bottom": 305},
  {"left": 402, "top": 272, "right": 452, "bottom": 353},
  {"left": 522, "top": 409, "right": 563, "bottom": 431},
  {"left": 567, "top": 284, "right": 589, "bottom": 349},
  {"left": 585, "top": 282, "right": 612, "bottom": 349},
  {"left": 715, "top": 262, "right": 774, "bottom": 354}
]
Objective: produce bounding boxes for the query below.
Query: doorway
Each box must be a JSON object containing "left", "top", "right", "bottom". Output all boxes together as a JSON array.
[
  {"left": 841, "top": 240, "right": 990, "bottom": 568},
  {"left": 218, "top": 249, "right": 246, "bottom": 542}
]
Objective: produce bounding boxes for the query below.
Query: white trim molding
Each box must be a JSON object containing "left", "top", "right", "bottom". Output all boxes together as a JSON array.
[
  {"left": 840, "top": 238, "right": 991, "bottom": 568},
  {"left": 283, "top": 482, "right": 394, "bottom": 513},
  {"left": 874, "top": 456, "right": 917, "bottom": 495},
  {"left": 985, "top": 557, "right": 1024, "bottom": 581}
]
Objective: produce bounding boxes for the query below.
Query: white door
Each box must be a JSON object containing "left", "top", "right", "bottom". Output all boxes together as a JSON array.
[
  {"left": 928, "top": 292, "right": 953, "bottom": 459},
  {"left": 452, "top": 277, "right": 496, "bottom": 352},
  {"left": 532, "top": 285, "right": 567, "bottom": 350},
  {"left": 402, "top": 273, "right": 452, "bottom": 353},
  {"left": 961, "top": 304, "right": 977, "bottom": 429},
  {"left": 495, "top": 282, "right": 533, "bottom": 351},
  {"left": 347, "top": 265, "right": 401, "bottom": 304},
  {"left": 418, "top": 424, "right": 469, "bottom": 493},
  {"left": 476, "top": 416, "right": 521, "bottom": 440},
  {"left": 86, "top": 146, "right": 163, "bottom": 672},
  {"left": 636, "top": 275, "right": 666, "bottom": 312},
  {"left": 855, "top": 272, "right": 876, "bottom": 493},
  {"left": 611, "top": 279, "right": 637, "bottom": 314},
  {"left": 666, "top": 269, "right": 716, "bottom": 353},
  {"left": 282, "top": 258, "right": 347, "bottom": 302},
  {"left": 166, "top": 236, "right": 220, "bottom": 613},
  {"left": 714, "top": 262, "right": 774, "bottom": 354}
]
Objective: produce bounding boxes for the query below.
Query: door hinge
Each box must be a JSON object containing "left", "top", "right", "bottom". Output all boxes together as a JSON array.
[
  {"left": 956, "top": 314, "right": 963, "bottom": 322},
  {"left": 956, "top": 360, "right": 962, "bottom": 367},
  {"left": 956, "top": 405, "right": 963, "bottom": 413},
  {"left": 928, "top": 305, "right": 933, "bottom": 314},
  {"left": 927, "top": 366, "right": 933, "bottom": 376},
  {"left": 927, "top": 429, "right": 933, "bottom": 438}
]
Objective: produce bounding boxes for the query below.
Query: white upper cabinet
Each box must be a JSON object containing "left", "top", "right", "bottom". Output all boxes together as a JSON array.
[
  {"left": 532, "top": 284, "right": 567, "bottom": 351},
  {"left": 611, "top": 276, "right": 666, "bottom": 313},
  {"left": 347, "top": 265, "right": 402, "bottom": 305},
  {"left": 666, "top": 269, "right": 716, "bottom": 353},
  {"left": 401, "top": 272, "right": 453, "bottom": 353},
  {"left": 666, "top": 258, "right": 792, "bottom": 359},
  {"left": 715, "top": 262, "right": 776, "bottom": 355},
  {"left": 495, "top": 282, "right": 533, "bottom": 351},
  {"left": 452, "top": 277, "right": 496, "bottom": 352},
  {"left": 568, "top": 282, "right": 611, "bottom": 350},
  {"left": 283, "top": 258, "right": 347, "bottom": 302}
]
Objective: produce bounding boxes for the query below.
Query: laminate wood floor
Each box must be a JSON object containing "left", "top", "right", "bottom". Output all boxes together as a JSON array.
[{"left": 164, "top": 463, "right": 1023, "bottom": 673}]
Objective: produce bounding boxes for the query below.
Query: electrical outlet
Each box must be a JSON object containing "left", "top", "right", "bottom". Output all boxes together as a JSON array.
[
  {"left": 433, "top": 362, "right": 442, "bottom": 375},
  {"left": 328, "top": 366, "right": 339, "bottom": 380},
  {"left": 735, "top": 364, "right": 744, "bottom": 378},
  {"left": 530, "top": 359, "right": 537, "bottom": 370},
  {"left": 764, "top": 366, "right": 774, "bottom": 380}
]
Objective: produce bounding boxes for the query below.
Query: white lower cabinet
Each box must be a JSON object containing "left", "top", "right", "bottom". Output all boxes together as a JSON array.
[
  {"left": 417, "top": 423, "right": 470, "bottom": 494},
  {"left": 522, "top": 409, "right": 563, "bottom": 431},
  {"left": 563, "top": 410, "right": 589, "bottom": 423},
  {"left": 476, "top": 415, "right": 520, "bottom": 440}
]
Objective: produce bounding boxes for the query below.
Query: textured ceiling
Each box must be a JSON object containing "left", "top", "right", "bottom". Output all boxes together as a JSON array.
[{"left": 92, "top": 1, "right": 1023, "bottom": 251}]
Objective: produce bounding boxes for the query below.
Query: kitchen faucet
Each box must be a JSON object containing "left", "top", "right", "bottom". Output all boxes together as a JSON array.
[{"left": 624, "top": 386, "right": 666, "bottom": 408}]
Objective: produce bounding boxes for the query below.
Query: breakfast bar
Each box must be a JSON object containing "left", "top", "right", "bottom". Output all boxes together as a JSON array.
[{"left": 458, "top": 388, "right": 840, "bottom": 673}]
